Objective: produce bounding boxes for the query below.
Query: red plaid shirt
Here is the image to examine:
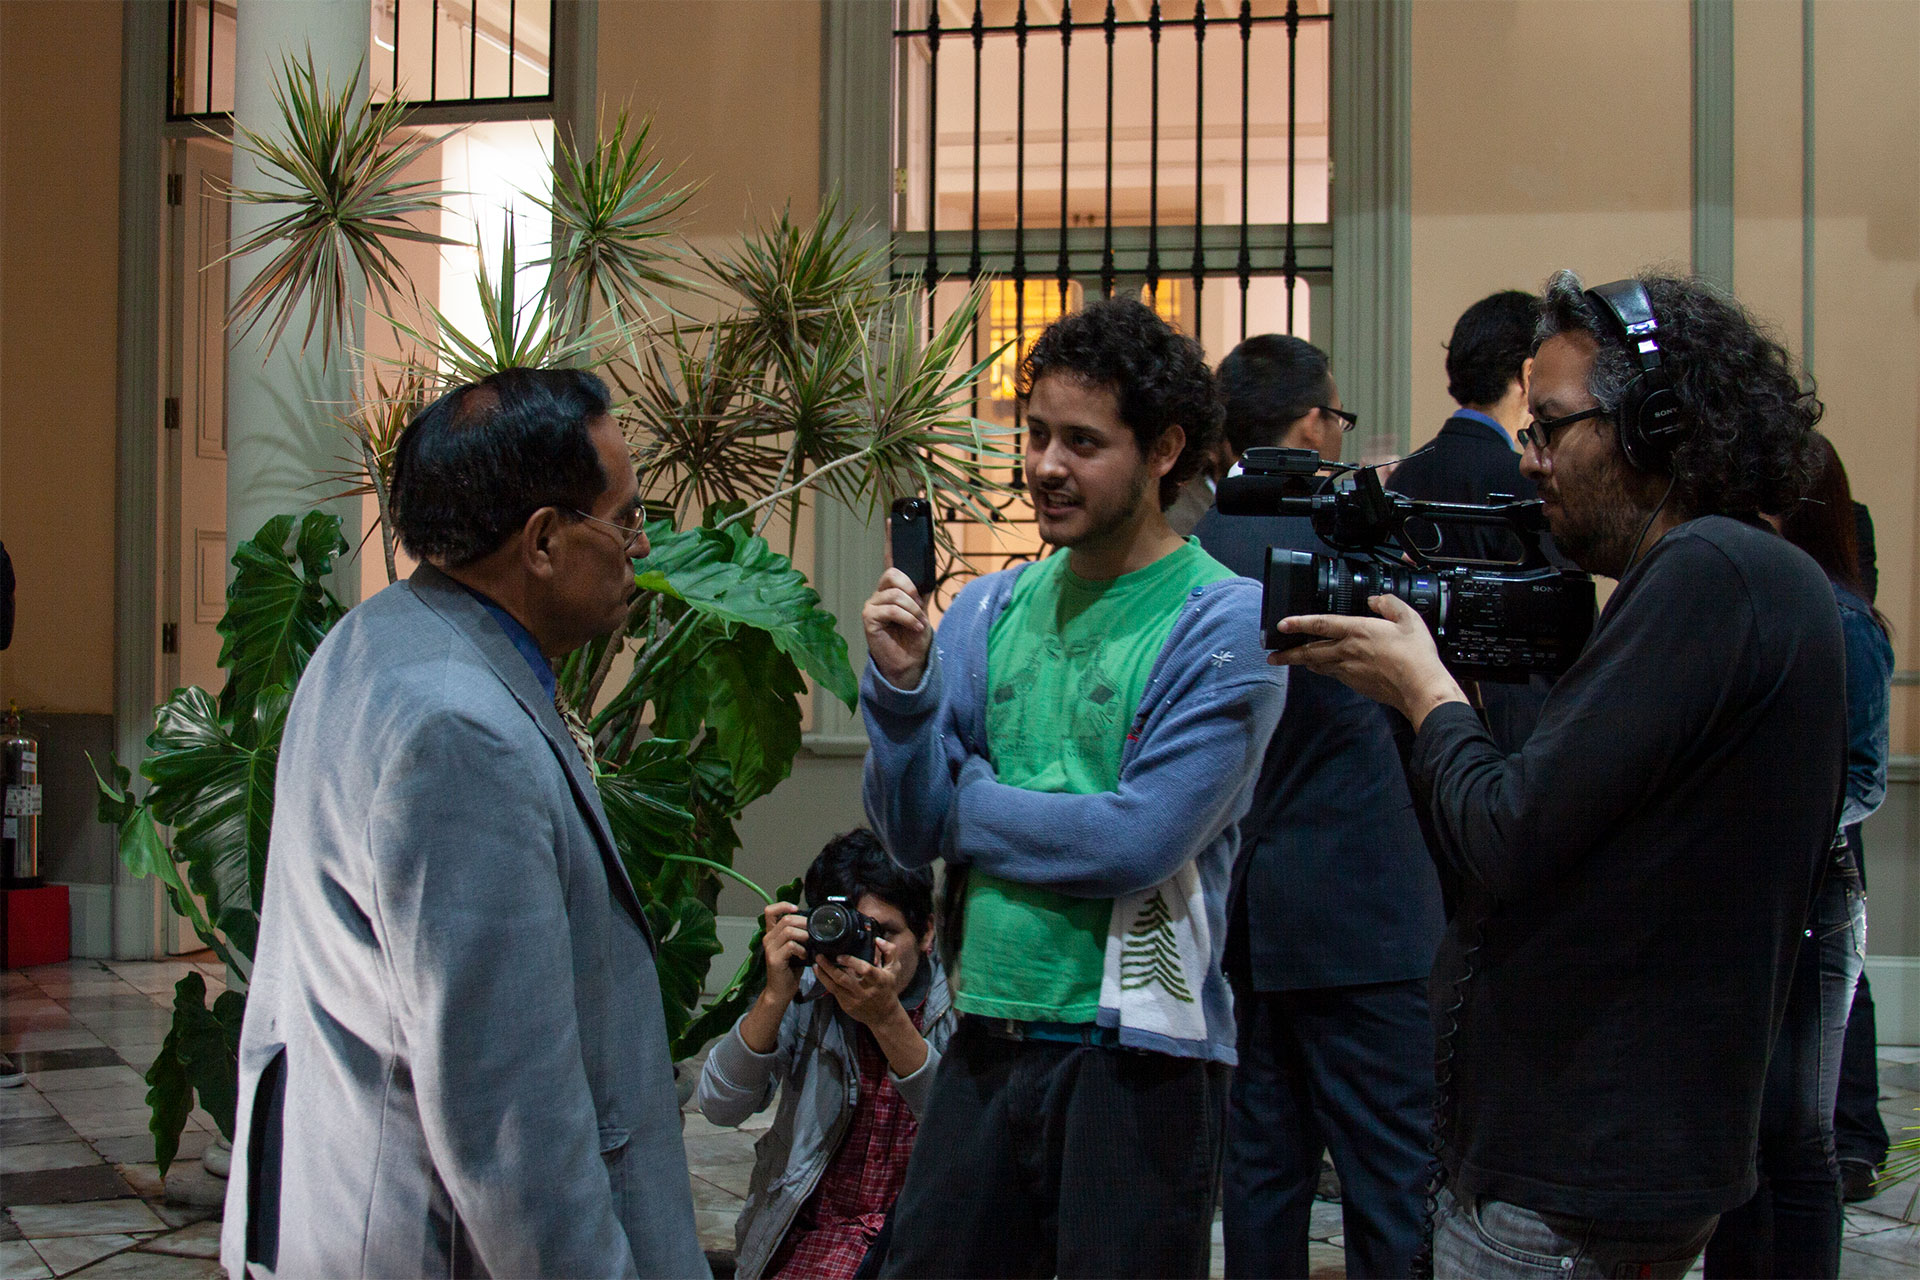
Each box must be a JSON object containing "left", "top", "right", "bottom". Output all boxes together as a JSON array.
[{"left": 766, "top": 1011, "right": 924, "bottom": 1280}]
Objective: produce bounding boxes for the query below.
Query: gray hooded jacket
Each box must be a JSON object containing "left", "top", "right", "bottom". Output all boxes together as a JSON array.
[{"left": 695, "top": 959, "right": 954, "bottom": 1278}]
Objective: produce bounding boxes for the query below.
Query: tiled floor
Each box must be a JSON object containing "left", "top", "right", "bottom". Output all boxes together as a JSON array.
[
  {"left": 2, "top": 959, "right": 226, "bottom": 1279},
  {"left": 5, "top": 957, "right": 1918, "bottom": 1278}
]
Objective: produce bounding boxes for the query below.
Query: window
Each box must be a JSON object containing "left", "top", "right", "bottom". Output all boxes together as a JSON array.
[
  {"left": 892, "top": 0, "right": 1332, "bottom": 591},
  {"left": 167, "top": 0, "right": 555, "bottom": 120}
]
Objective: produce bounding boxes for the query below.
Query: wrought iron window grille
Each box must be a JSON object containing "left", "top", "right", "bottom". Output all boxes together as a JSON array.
[
  {"left": 892, "top": 0, "right": 1332, "bottom": 594},
  {"left": 166, "top": 0, "right": 556, "bottom": 123}
]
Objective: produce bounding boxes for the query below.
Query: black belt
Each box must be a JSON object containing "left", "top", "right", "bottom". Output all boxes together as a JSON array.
[{"left": 962, "top": 1014, "right": 1123, "bottom": 1048}]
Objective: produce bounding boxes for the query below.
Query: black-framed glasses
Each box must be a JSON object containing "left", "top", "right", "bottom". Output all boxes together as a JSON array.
[
  {"left": 566, "top": 507, "right": 646, "bottom": 552},
  {"left": 1317, "top": 405, "right": 1359, "bottom": 433},
  {"left": 1517, "top": 405, "right": 1607, "bottom": 453}
]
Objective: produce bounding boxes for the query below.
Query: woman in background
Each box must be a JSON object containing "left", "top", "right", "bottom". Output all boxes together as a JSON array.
[{"left": 1705, "top": 434, "right": 1894, "bottom": 1279}]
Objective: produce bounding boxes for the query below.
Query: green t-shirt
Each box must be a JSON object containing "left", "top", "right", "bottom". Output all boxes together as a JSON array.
[{"left": 955, "top": 538, "right": 1236, "bottom": 1022}]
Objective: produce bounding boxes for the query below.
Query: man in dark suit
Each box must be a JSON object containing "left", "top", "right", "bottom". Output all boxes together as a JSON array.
[
  {"left": 1193, "top": 335, "right": 1444, "bottom": 1279},
  {"left": 1389, "top": 290, "right": 1548, "bottom": 751}
]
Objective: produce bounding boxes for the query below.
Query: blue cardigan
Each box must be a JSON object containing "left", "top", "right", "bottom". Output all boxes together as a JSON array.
[{"left": 860, "top": 562, "right": 1287, "bottom": 1063}]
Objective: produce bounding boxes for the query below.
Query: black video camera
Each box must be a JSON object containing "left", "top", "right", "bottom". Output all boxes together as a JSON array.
[
  {"left": 1216, "top": 447, "right": 1597, "bottom": 683},
  {"left": 789, "top": 895, "right": 878, "bottom": 971}
]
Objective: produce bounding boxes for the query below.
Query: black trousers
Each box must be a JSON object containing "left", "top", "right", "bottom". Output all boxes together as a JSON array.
[
  {"left": 1223, "top": 979, "right": 1435, "bottom": 1279},
  {"left": 880, "top": 1018, "right": 1230, "bottom": 1279}
]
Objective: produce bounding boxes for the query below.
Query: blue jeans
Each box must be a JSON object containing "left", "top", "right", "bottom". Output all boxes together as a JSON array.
[
  {"left": 1431, "top": 1187, "right": 1716, "bottom": 1279},
  {"left": 1704, "top": 852, "right": 1868, "bottom": 1279}
]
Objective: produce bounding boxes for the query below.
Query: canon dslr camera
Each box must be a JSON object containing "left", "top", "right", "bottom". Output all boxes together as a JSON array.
[
  {"left": 1216, "top": 447, "right": 1597, "bottom": 682},
  {"left": 790, "top": 895, "right": 879, "bottom": 971}
]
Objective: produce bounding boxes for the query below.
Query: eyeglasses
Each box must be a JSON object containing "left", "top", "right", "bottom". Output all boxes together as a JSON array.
[
  {"left": 1517, "top": 405, "right": 1607, "bottom": 453},
  {"left": 1317, "top": 405, "right": 1359, "bottom": 433},
  {"left": 566, "top": 507, "right": 647, "bottom": 553}
]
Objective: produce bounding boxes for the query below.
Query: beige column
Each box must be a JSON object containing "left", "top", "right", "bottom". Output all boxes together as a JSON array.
[{"left": 224, "top": 0, "right": 371, "bottom": 603}]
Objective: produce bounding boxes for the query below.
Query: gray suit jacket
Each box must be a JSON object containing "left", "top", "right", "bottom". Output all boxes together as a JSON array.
[{"left": 222, "top": 566, "right": 708, "bottom": 1279}]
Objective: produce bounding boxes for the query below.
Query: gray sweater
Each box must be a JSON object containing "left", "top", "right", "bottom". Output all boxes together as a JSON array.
[{"left": 695, "top": 963, "right": 955, "bottom": 1279}]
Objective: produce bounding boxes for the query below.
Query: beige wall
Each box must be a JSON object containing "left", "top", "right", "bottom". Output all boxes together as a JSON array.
[
  {"left": 596, "top": 0, "right": 824, "bottom": 235},
  {"left": 1804, "top": 0, "right": 1918, "bottom": 754},
  {"left": 1410, "top": 0, "right": 1918, "bottom": 754},
  {"left": 1408, "top": 0, "right": 1693, "bottom": 444},
  {"left": 0, "top": 1, "right": 125, "bottom": 715}
]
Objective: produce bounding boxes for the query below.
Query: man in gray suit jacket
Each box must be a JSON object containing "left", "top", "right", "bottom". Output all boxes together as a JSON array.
[{"left": 223, "top": 368, "right": 708, "bottom": 1279}]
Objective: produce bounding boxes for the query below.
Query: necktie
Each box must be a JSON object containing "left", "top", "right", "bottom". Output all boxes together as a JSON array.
[{"left": 554, "top": 690, "right": 598, "bottom": 771}]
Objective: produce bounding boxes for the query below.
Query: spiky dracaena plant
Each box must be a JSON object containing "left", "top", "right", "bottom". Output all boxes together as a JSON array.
[
  {"left": 219, "top": 54, "right": 460, "bottom": 360},
  {"left": 318, "top": 363, "right": 428, "bottom": 584},
  {"left": 537, "top": 109, "right": 696, "bottom": 353}
]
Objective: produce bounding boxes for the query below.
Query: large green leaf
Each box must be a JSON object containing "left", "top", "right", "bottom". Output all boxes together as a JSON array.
[
  {"left": 643, "top": 896, "right": 724, "bottom": 1044},
  {"left": 181, "top": 987, "right": 246, "bottom": 1143},
  {"left": 140, "top": 685, "right": 288, "bottom": 930},
  {"left": 144, "top": 1016, "right": 194, "bottom": 1177},
  {"left": 702, "top": 628, "right": 806, "bottom": 807},
  {"left": 686, "top": 748, "right": 744, "bottom": 887},
  {"left": 668, "top": 875, "right": 801, "bottom": 1061},
  {"left": 598, "top": 737, "right": 696, "bottom": 887},
  {"left": 92, "top": 752, "right": 249, "bottom": 973},
  {"left": 143, "top": 973, "right": 244, "bottom": 1174},
  {"left": 217, "top": 512, "right": 347, "bottom": 723},
  {"left": 632, "top": 519, "right": 856, "bottom": 709}
]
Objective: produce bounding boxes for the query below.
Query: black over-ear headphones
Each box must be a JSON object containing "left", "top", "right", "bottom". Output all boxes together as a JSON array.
[{"left": 1584, "top": 278, "right": 1690, "bottom": 473}]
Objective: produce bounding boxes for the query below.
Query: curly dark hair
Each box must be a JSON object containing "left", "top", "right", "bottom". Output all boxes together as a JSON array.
[
  {"left": 804, "top": 828, "right": 935, "bottom": 938},
  {"left": 390, "top": 367, "right": 614, "bottom": 567},
  {"left": 1535, "top": 270, "right": 1823, "bottom": 519},
  {"left": 1446, "top": 290, "right": 1538, "bottom": 409},
  {"left": 1017, "top": 297, "right": 1224, "bottom": 509}
]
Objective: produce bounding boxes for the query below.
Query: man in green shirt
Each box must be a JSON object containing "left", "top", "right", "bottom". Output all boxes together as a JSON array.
[{"left": 861, "top": 299, "right": 1287, "bottom": 1277}]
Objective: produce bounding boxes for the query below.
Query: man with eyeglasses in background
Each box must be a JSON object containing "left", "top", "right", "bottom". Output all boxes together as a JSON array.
[
  {"left": 1388, "top": 290, "right": 1555, "bottom": 754},
  {"left": 223, "top": 367, "right": 707, "bottom": 1280},
  {"left": 1272, "top": 273, "right": 1844, "bottom": 1277},
  {"left": 1192, "top": 335, "right": 1444, "bottom": 1279}
]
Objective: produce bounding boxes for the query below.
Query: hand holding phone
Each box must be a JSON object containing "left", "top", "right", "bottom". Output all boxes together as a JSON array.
[{"left": 889, "top": 498, "right": 938, "bottom": 597}]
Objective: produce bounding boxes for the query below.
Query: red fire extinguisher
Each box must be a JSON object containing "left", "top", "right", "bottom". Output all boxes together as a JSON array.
[{"left": 1, "top": 705, "right": 40, "bottom": 888}]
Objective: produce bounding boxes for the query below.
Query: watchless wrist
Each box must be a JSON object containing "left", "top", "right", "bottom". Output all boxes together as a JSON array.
[{"left": 1406, "top": 681, "right": 1469, "bottom": 733}]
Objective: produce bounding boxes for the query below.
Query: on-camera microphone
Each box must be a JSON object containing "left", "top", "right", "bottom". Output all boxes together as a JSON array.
[{"left": 1217, "top": 472, "right": 1314, "bottom": 516}]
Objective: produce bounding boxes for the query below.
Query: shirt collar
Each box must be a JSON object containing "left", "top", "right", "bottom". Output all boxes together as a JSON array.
[
  {"left": 462, "top": 586, "right": 557, "bottom": 702},
  {"left": 1450, "top": 407, "right": 1514, "bottom": 447}
]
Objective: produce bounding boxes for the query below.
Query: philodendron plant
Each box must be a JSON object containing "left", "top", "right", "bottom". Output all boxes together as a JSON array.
[{"left": 95, "top": 54, "right": 1010, "bottom": 1175}]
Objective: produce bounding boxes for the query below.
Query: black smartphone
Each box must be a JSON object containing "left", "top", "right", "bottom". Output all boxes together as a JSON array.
[{"left": 889, "top": 497, "right": 938, "bottom": 596}]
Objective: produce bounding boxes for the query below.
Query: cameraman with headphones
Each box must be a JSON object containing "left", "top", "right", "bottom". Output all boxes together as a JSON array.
[{"left": 1273, "top": 271, "right": 1844, "bottom": 1278}]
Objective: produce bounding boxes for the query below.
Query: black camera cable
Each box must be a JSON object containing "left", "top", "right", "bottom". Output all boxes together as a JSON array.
[{"left": 1622, "top": 475, "right": 1679, "bottom": 577}]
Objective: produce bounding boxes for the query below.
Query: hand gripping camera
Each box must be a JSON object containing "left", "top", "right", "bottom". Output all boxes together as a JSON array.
[
  {"left": 789, "top": 895, "right": 879, "bottom": 972},
  {"left": 1216, "top": 447, "right": 1597, "bottom": 683}
]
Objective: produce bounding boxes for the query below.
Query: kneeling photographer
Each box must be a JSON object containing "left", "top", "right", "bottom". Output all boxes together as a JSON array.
[
  {"left": 1268, "top": 272, "right": 1844, "bottom": 1278},
  {"left": 697, "top": 830, "right": 954, "bottom": 1280}
]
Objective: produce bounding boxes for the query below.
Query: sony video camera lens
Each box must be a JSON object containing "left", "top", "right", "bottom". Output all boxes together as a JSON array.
[
  {"left": 1261, "top": 548, "right": 1593, "bottom": 682},
  {"left": 1262, "top": 550, "right": 1446, "bottom": 652},
  {"left": 795, "top": 895, "right": 878, "bottom": 969}
]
